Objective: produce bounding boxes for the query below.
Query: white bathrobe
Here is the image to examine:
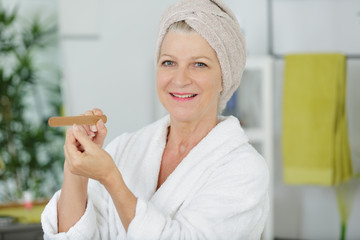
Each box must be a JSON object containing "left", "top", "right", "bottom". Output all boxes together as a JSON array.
[{"left": 41, "top": 115, "right": 269, "bottom": 240}]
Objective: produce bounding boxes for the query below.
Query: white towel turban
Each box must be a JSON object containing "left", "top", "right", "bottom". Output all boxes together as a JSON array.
[{"left": 155, "top": 0, "right": 247, "bottom": 112}]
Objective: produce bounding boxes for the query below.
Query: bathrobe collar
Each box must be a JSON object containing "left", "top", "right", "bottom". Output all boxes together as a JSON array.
[{"left": 147, "top": 115, "right": 249, "bottom": 215}]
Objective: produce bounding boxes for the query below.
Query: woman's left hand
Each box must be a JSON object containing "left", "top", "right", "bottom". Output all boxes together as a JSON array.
[
  {"left": 66, "top": 123, "right": 137, "bottom": 231},
  {"left": 65, "top": 123, "right": 117, "bottom": 185}
]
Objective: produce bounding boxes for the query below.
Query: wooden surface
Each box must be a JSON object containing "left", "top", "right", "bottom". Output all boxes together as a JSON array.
[{"left": 0, "top": 202, "right": 47, "bottom": 224}]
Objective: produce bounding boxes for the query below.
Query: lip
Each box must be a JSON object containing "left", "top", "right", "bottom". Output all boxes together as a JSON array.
[{"left": 169, "top": 92, "right": 198, "bottom": 102}]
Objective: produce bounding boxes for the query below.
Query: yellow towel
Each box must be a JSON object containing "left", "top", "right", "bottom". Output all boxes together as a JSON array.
[{"left": 282, "top": 53, "right": 353, "bottom": 186}]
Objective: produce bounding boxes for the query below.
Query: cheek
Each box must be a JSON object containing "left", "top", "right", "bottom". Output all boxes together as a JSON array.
[
  {"left": 156, "top": 70, "right": 166, "bottom": 90},
  {"left": 156, "top": 70, "right": 171, "bottom": 98},
  {"left": 198, "top": 68, "right": 221, "bottom": 90},
  {"left": 207, "top": 75, "right": 223, "bottom": 96},
  {"left": 214, "top": 74, "right": 223, "bottom": 95},
  {"left": 218, "top": 78, "right": 223, "bottom": 93}
]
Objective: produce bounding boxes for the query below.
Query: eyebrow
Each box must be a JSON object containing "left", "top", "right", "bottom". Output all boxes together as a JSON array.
[
  {"left": 159, "top": 54, "right": 175, "bottom": 59},
  {"left": 159, "top": 54, "right": 214, "bottom": 62},
  {"left": 191, "top": 56, "right": 213, "bottom": 61}
]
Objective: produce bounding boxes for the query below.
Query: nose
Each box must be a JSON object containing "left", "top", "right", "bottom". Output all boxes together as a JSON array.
[{"left": 172, "top": 65, "right": 192, "bottom": 87}]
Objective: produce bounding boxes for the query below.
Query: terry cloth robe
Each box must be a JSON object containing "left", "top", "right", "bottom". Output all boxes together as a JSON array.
[{"left": 41, "top": 115, "right": 269, "bottom": 240}]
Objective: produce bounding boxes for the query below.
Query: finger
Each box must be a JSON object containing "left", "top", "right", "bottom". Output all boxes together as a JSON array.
[
  {"left": 93, "top": 119, "right": 107, "bottom": 147},
  {"left": 84, "top": 111, "right": 97, "bottom": 134},
  {"left": 64, "top": 140, "right": 81, "bottom": 176},
  {"left": 79, "top": 113, "right": 94, "bottom": 137},
  {"left": 75, "top": 140, "right": 85, "bottom": 152},
  {"left": 64, "top": 141, "right": 72, "bottom": 167},
  {"left": 92, "top": 108, "right": 107, "bottom": 143},
  {"left": 73, "top": 124, "right": 98, "bottom": 152},
  {"left": 93, "top": 108, "right": 103, "bottom": 116},
  {"left": 80, "top": 124, "right": 95, "bottom": 139},
  {"left": 65, "top": 127, "right": 82, "bottom": 156},
  {"left": 64, "top": 129, "right": 80, "bottom": 171},
  {"left": 84, "top": 110, "right": 97, "bottom": 133},
  {"left": 65, "top": 127, "right": 77, "bottom": 146},
  {"left": 92, "top": 109, "right": 104, "bottom": 135}
]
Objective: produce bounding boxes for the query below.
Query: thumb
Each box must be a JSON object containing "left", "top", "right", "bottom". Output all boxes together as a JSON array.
[{"left": 73, "top": 124, "right": 97, "bottom": 151}]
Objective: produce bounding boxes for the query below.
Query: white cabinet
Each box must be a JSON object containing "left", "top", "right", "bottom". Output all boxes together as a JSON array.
[
  {"left": 247, "top": 56, "right": 274, "bottom": 240},
  {"left": 224, "top": 55, "right": 274, "bottom": 240}
]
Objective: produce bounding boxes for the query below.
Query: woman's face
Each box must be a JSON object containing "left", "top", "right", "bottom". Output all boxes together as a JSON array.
[{"left": 157, "top": 31, "right": 222, "bottom": 123}]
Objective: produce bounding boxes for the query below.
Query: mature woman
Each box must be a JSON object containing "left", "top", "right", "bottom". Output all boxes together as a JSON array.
[{"left": 41, "top": 0, "right": 269, "bottom": 239}]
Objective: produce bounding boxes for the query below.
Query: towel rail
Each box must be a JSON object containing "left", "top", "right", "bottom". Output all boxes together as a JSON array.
[{"left": 271, "top": 54, "right": 360, "bottom": 60}]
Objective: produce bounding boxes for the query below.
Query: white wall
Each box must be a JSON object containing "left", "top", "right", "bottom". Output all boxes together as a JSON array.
[
  {"left": 4, "top": 0, "right": 360, "bottom": 239},
  {"left": 224, "top": 0, "right": 269, "bottom": 55},
  {"left": 58, "top": 0, "right": 178, "bottom": 144},
  {"left": 273, "top": 0, "right": 360, "bottom": 55}
]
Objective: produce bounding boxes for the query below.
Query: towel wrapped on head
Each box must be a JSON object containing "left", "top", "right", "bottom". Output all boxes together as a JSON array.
[{"left": 155, "top": 0, "right": 247, "bottom": 112}]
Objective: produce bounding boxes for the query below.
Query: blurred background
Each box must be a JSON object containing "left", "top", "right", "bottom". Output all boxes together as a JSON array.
[{"left": 0, "top": 0, "right": 359, "bottom": 239}]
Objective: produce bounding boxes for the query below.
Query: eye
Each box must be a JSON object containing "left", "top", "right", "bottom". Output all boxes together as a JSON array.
[
  {"left": 194, "top": 62, "right": 207, "bottom": 67},
  {"left": 161, "top": 60, "right": 175, "bottom": 67}
]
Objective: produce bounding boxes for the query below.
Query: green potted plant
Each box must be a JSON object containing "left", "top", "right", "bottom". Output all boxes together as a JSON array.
[
  {"left": 0, "top": 2, "right": 64, "bottom": 206},
  {"left": 335, "top": 150, "right": 360, "bottom": 240}
]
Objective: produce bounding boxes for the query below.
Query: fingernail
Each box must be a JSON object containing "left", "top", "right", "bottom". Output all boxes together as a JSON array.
[
  {"left": 73, "top": 124, "right": 79, "bottom": 131},
  {"left": 91, "top": 125, "right": 97, "bottom": 132}
]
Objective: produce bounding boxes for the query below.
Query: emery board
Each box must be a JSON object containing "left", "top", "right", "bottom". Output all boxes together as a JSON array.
[{"left": 48, "top": 115, "right": 107, "bottom": 127}]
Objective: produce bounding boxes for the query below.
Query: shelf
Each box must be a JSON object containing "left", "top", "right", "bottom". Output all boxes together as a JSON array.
[{"left": 234, "top": 55, "right": 274, "bottom": 240}]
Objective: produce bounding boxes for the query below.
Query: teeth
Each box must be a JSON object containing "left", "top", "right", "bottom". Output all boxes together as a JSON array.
[{"left": 171, "top": 93, "right": 197, "bottom": 98}]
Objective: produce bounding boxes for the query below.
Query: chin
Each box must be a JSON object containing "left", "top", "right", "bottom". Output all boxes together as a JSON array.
[
  {"left": 160, "top": 95, "right": 218, "bottom": 123},
  {"left": 168, "top": 108, "right": 198, "bottom": 122},
  {"left": 168, "top": 105, "right": 218, "bottom": 124}
]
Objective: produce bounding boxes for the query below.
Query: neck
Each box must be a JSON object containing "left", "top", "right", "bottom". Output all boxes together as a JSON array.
[{"left": 166, "top": 113, "right": 219, "bottom": 155}]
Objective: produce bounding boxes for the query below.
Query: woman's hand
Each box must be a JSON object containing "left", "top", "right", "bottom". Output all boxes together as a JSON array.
[
  {"left": 64, "top": 123, "right": 117, "bottom": 185},
  {"left": 61, "top": 108, "right": 137, "bottom": 232},
  {"left": 61, "top": 110, "right": 138, "bottom": 232},
  {"left": 80, "top": 108, "right": 107, "bottom": 148},
  {"left": 62, "top": 108, "right": 107, "bottom": 181},
  {"left": 58, "top": 108, "right": 111, "bottom": 233}
]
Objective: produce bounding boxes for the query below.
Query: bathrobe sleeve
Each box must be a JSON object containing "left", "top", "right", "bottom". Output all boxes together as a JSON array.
[
  {"left": 127, "top": 149, "right": 269, "bottom": 240},
  {"left": 41, "top": 180, "right": 108, "bottom": 240},
  {"left": 41, "top": 135, "right": 130, "bottom": 240}
]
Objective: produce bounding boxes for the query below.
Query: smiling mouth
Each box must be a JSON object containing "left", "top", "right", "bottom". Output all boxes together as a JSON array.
[{"left": 170, "top": 93, "right": 198, "bottom": 98}]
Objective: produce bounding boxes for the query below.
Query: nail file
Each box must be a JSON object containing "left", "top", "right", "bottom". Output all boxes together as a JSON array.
[{"left": 48, "top": 115, "right": 107, "bottom": 127}]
